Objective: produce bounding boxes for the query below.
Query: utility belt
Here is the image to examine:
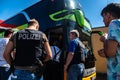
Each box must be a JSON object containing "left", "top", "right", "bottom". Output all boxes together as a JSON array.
[{"left": 14, "top": 66, "right": 39, "bottom": 72}]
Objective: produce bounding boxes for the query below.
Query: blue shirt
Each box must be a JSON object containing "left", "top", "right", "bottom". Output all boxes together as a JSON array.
[
  {"left": 107, "top": 19, "right": 120, "bottom": 80},
  {"left": 68, "top": 38, "right": 79, "bottom": 53}
]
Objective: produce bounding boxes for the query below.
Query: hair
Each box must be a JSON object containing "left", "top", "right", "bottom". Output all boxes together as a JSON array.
[
  {"left": 4, "top": 29, "right": 14, "bottom": 37},
  {"left": 101, "top": 3, "right": 120, "bottom": 18},
  {"left": 70, "top": 30, "right": 79, "bottom": 37},
  {"left": 28, "top": 19, "right": 39, "bottom": 28}
]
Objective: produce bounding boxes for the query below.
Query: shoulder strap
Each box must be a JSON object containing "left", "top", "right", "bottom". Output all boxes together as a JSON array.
[
  {"left": 77, "top": 40, "right": 88, "bottom": 57},
  {"left": 77, "top": 40, "right": 85, "bottom": 49},
  {"left": 75, "top": 40, "right": 84, "bottom": 52}
]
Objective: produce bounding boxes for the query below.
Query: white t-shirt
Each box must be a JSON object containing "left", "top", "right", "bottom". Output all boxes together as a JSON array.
[
  {"left": 0, "top": 38, "right": 10, "bottom": 67},
  {"left": 50, "top": 46, "right": 61, "bottom": 62}
]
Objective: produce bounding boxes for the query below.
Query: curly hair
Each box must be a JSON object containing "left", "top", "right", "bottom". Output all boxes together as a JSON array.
[{"left": 101, "top": 3, "right": 120, "bottom": 18}]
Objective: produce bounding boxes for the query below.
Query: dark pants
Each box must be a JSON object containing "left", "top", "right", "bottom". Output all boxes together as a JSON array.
[
  {"left": 0, "top": 67, "right": 10, "bottom": 80},
  {"left": 43, "top": 60, "right": 62, "bottom": 80}
]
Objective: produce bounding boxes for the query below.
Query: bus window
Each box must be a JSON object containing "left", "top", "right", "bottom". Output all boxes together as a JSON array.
[
  {"left": 65, "top": 0, "right": 82, "bottom": 10},
  {"left": 46, "top": 26, "right": 63, "bottom": 50}
]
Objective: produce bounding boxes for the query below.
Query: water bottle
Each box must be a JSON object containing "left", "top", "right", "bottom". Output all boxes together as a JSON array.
[{"left": 98, "top": 31, "right": 104, "bottom": 36}]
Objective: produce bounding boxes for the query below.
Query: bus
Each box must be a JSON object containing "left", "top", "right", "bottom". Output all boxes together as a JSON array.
[{"left": 0, "top": 0, "right": 96, "bottom": 80}]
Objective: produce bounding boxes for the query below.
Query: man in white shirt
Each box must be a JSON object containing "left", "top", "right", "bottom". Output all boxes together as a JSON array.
[{"left": 0, "top": 29, "right": 13, "bottom": 80}]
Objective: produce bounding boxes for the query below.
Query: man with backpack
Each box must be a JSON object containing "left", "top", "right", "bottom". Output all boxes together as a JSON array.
[
  {"left": 3, "top": 19, "right": 52, "bottom": 80},
  {"left": 64, "top": 30, "right": 86, "bottom": 80},
  {"left": 43, "top": 40, "right": 62, "bottom": 80}
]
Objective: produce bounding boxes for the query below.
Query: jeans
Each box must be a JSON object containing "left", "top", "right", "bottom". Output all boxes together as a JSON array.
[
  {"left": 0, "top": 67, "right": 10, "bottom": 80},
  {"left": 67, "top": 63, "right": 85, "bottom": 80},
  {"left": 11, "top": 69, "right": 41, "bottom": 80}
]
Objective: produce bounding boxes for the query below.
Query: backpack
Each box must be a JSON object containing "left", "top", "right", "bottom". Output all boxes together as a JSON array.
[
  {"left": 51, "top": 46, "right": 61, "bottom": 63},
  {"left": 77, "top": 40, "right": 87, "bottom": 63},
  {"left": 77, "top": 40, "right": 96, "bottom": 68}
]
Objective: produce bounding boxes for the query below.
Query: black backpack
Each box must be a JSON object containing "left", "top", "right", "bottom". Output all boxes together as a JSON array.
[{"left": 76, "top": 40, "right": 87, "bottom": 63}]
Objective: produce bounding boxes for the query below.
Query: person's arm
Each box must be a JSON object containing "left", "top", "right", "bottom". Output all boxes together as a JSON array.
[
  {"left": 101, "top": 20, "right": 120, "bottom": 57},
  {"left": 3, "top": 41, "right": 14, "bottom": 65},
  {"left": 41, "top": 33, "right": 52, "bottom": 62},
  {"left": 103, "top": 39, "right": 118, "bottom": 57},
  {"left": 64, "top": 52, "right": 74, "bottom": 71},
  {"left": 64, "top": 40, "right": 76, "bottom": 71},
  {"left": 98, "top": 49, "right": 106, "bottom": 58},
  {"left": 100, "top": 33, "right": 118, "bottom": 57},
  {"left": 43, "top": 41, "right": 52, "bottom": 62}
]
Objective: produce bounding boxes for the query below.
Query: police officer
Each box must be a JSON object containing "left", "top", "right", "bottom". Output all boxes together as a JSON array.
[{"left": 3, "top": 19, "right": 52, "bottom": 80}]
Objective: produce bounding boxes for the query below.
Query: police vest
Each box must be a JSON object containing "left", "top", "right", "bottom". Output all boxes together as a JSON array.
[{"left": 14, "top": 29, "right": 45, "bottom": 66}]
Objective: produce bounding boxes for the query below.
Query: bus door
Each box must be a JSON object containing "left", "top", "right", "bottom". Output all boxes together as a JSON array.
[{"left": 45, "top": 26, "right": 65, "bottom": 80}]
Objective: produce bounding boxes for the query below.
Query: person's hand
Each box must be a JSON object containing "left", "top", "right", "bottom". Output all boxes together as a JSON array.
[
  {"left": 64, "top": 64, "right": 68, "bottom": 72},
  {"left": 100, "top": 33, "right": 108, "bottom": 42},
  {"left": 98, "top": 49, "right": 106, "bottom": 58}
]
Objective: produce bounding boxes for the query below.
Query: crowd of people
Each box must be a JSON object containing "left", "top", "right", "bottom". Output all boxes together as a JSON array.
[{"left": 0, "top": 2, "right": 120, "bottom": 80}]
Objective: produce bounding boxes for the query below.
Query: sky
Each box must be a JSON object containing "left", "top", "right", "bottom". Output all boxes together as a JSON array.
[
  {"left": 0, "top": 0, "right": 120, "bottom": 28},
  {"left": 79, "top": 0, "right": 120, "bottom": 28}
]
